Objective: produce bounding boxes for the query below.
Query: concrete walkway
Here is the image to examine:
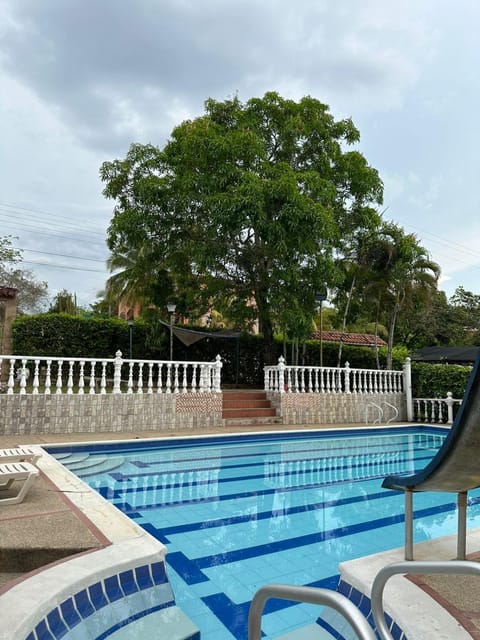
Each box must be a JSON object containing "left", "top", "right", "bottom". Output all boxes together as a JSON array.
[{"left": 1, "top": 425, "right": 479, "bottom": 638}]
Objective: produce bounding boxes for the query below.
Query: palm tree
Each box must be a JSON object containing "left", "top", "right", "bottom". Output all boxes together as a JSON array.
[{"left": 369, "top": 223, "right": 440, "bottom": 369}]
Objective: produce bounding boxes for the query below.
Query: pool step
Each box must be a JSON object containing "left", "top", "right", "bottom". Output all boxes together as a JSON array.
[
  {"left": 107, "top": 604, "right": 199, "bottom": 640},
  {"left": 277, "top": 623, "right": 336, "bottom": 639},
  {"left": 57, "top": 453, "right": 126, "bottom": 478}
]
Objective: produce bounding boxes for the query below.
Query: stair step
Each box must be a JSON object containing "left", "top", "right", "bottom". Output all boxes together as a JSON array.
[
  {"left": 223, "top": 416, "right": 282, "bottom": 427},
  {"left": 57, "top": 453, "right": 91, "bottom": 465},
  {"left": 75, "top": 456, "right": 126, "bottom": 478},
  {"left": 222, "top": 407, "right": 277, "bottom": 419},
  {"left": 222, "top": 391, "right": 268, "bottom": 401},
  {"left": 223, "top": 399, "right": 271, "bottom": 409},
  {"left": 65, "top": 456, "right": 108, "bottom": 471}
]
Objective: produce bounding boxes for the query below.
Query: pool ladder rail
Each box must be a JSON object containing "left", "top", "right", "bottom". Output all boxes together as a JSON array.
[
  {"left": 248, "top": 560, "right": 480, "bottom": 640},
  {"left": 365, "top": 400, "right": 399, "bottom": 425}
]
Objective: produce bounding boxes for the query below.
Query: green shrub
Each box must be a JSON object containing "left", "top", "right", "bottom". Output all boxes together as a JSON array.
[{"left": 411, "top": 362, "right": 471, "bottom": 399}]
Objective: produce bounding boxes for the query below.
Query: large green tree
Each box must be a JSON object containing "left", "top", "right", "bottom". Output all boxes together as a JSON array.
[{"left": 101, "top": 92, "right": 383, "bottom": 362}]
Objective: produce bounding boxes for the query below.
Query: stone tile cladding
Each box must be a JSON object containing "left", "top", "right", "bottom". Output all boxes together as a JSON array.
[
  {"left": 0, "top": 393, "right": 223, "bottom": 435},
  {"left": 269, "top": 392, "right": 406, "bottom": 425}
]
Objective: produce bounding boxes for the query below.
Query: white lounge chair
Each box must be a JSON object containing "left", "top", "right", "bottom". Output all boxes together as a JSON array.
[
  {"left": 0, "top": 447, "right": 40, "bottom": 465},
  {"left": 0, "top": 462, "right": 39, "bottom": 505}
]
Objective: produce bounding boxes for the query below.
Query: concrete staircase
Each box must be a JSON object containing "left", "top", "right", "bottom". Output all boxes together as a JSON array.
[{"left": 222, "top": 390, "right": 281, "bottom": 426}]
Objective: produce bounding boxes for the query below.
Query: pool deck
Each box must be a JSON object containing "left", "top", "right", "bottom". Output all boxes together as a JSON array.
[{"left": 1, "top": 424, "right": 480, "bottom": 639}]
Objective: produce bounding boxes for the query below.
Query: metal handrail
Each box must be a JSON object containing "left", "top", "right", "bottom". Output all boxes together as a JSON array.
[
  {"left": 248, "top": 561, "right": 480, "bottom": 640},
  {"left": 248, "top": 583, "right": 376, "bottom": 640},
  {"left": 371, "top": 560, "right": 480, "bottom": 640}
]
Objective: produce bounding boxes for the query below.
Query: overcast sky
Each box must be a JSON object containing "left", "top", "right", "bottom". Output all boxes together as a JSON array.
[{"left": 1, "top": 0, "right": 480, "bottom": 308}]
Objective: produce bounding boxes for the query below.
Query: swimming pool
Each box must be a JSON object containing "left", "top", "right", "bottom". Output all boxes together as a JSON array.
[{"left": 50, "top": 426, "right": 480, "bottom": 640}]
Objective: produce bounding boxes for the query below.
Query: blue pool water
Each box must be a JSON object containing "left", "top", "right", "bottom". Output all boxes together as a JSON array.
[{"left": 50, "top": 426, "right": 480, "bottom": 640}]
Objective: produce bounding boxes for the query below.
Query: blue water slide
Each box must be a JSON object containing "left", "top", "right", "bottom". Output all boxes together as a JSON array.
[{"left": 382, "top": 352, "right": 480, "bottom": 559}]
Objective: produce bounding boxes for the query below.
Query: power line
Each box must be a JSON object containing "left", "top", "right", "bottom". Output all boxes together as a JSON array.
[
  {"left": 14, "top": 246, "right": 107, "bottom": 264},
  {"left": 22, "top": 260, "right": 107, "bottom": 273},
  {"left": 0, "top": 201, "right": 108, "bottom": 233}
]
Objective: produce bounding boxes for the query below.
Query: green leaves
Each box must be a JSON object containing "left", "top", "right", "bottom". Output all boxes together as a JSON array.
[{"left": 101, "top": 92, "right": 384, "bottom": 359}]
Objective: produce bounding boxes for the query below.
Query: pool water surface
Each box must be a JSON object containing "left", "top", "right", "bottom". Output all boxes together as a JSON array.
[{"left": 51, "top": 427, "right": 480, "bottom": 640}]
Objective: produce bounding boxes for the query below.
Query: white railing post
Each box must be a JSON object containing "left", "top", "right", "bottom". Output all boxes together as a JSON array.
[
  {"left": 56, "top": 361, "right": 63, "bottom": 395},
  {"left": 113, "top": 350, "right": 123, "bottom": 394},
  {"left": 344, "top": 361, "right": 351, "bottom": 394},
  {"left": 278, "top": 356, "right": 285, "bottom": 394},
  {"left": 32, "top": 359, "right": 40, "bottom": 394},
  {"left": 89, "top": 362, "right": 96, "bottom": 394},
  {"left": 7, "top": 359, "right": 15, "bottom": 394},
  {"left": 403, "top": 357, "right": 413, "bottom": 421},
  {"left": 78, "top": 361, "right": 85, "bottom": 395},
  {"left": 445, "top": 391, "right": 454, "bottom": 424},
  {"left": 213, "top": 355, "right": 222, "bottom": 392},
  {"left": 19, "top": 359, "right": 28, "bottom": 394},
  {"left": 67, "top": 360, "right": 74, "bottom": 395}
]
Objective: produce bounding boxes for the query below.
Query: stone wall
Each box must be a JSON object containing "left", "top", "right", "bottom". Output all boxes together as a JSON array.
[
  {"left": 0, "top": 390, "right": 408, "bottom": 436},
  {"left": 0, "top": 393, "right": 223, "bottom": 436},
  {"left": 268, "top": 392, "right": 407, "bottom": 425}
]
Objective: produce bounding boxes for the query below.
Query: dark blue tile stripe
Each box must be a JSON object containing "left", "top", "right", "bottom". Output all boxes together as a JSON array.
[
  {"left": 110, "top": 438, "right": 440, "bottom": 479},
  {"left": 30, "top": 561, "right": 174, "bottom": 640},
  {"left": 316, "top": 616, "right": 348, "bottom": 640},
  {"left": 103, "top": 451, "right": 435, "bottom": 490},
  {"left": 114, "top": 461, "right": 433, "bottom": 515},
  {"left": 94, "top": 600, "right": 177, "bottom": 640},
  {"left": 146, "top": 490, "right": 400, "bottom": 537},
  {"left": 47, "top": 425, "right": 445, "bottom": 455},
  {"left": 201, "top": 575, "right": 339, "bottom": 639},
  {"left": 165, "top": 500, "right": 458, "bottom": 585}
]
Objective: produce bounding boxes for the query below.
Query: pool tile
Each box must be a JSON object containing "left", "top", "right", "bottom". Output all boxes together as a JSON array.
[
  {"left": 74, "top": 589, "right": 95, "bottom": 618},
  {"left": 119, "top": 569, "right": 138, "bottom": 595},
  {"left": 89, "top": 581, "right": 109, "bottom": 610},
  {"left": 135, "top": 564, "right": 153, "bottom": 589},
  {"left": 33, "top": 619, "right": 55, "bottom": 640},
  {"left": 104, "top": 575, "right": 124, "bottom": 602},
  {"left": 59, "top": 598, "right": 81, "bottom": 628},
  {"left": 151, "top": 561, "right": 166, "bottom": 585},
  {"left": 46, "top": 609, "right": 68, "bottom": 638}
]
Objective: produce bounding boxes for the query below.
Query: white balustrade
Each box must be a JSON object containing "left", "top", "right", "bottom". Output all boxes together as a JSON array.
[
  {"left": 413, "top": 392, "right": 461, "bottom": 424},
  {"left": 264, "top": 356, "right": 405, "bottom": 396},
  {"left": 0, "top": 352, "right": 223, "bottom": 395}
]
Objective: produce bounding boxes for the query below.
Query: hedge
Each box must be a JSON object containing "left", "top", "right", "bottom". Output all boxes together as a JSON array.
[
  {"left": 10, "top": 313, "right": 410, "bottom": 388},
  {"left": 410, "top": 361, "right": 472, "bottom": 399}
]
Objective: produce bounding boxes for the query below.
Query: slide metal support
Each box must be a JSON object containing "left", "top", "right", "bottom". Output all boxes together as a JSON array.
[
  {"left": 405, "top": 489, "right": 413, "bottom": 560},
  {"left": 457, "top": 491, "right": 467, "bottom": 560}
]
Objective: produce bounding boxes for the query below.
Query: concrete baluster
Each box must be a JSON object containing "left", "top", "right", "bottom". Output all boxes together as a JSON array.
[
  {"left": 55, "top": 361, "right": 63, "bottom": 395},
  {"left": 113, "top": 350, "right": 123, "bottom": 394},
  {"left": 78, "top": 361, "right": 85, "bottom": 395},
  {"left": 33, "top": 359, "right": 40, "bottom": 394}
]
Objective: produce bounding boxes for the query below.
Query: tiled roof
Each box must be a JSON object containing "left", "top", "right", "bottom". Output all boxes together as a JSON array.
[{"left": 310, "top": 330, "right": 387, "bottom": 347}]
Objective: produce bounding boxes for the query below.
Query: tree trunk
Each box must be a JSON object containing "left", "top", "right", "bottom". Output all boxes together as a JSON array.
[
  {"left": 261, "top": 317, "right": 276, "bottom": 366},
  {"left": 387, "top": 302, "right": 400, "bottom": 370},
  {"left": 337, "top": 275, "right": 356, "bottom": 367}
]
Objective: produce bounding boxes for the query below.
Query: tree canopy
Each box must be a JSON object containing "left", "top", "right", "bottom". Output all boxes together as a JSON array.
[{"left": 101, "top": 92, "right": 384, "bottom": 362}]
